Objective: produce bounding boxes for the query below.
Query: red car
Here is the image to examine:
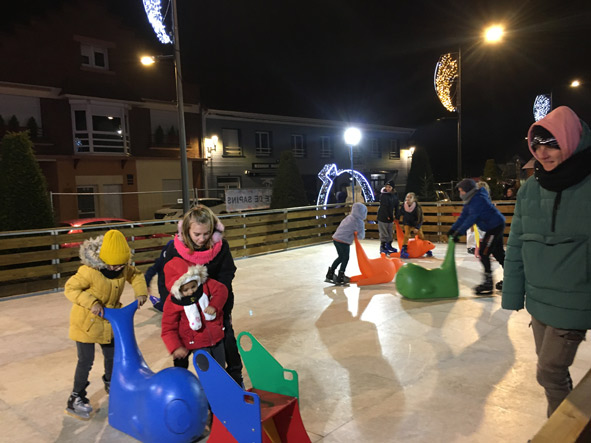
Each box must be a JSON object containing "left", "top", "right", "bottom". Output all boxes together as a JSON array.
[{"left": 58, "top": 218, "right": 170, "bottom": 261}]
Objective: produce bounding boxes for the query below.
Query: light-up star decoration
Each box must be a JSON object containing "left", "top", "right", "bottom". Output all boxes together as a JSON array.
[
  {"left": 533, "top": 94, "right": 552, "bottom": 121},
  {"left": 317, "top": 163, "right": 375, "bottom": 206},
  {"left": 143, "top": 0, "right": 172, "bottom": 44},
  {"left": 434, "top": 53, "right": 458, "bottom": 112}
]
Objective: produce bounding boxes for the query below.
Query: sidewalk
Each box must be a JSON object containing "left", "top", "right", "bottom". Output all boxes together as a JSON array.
[{"left": 1, "top": 240, "right": 589, "bottom": 442}]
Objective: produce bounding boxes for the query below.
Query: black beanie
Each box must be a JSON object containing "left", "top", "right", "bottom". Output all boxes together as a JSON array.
[
  {"left": 457, "top": 178, "right": 476, "bottom": 193},
  {"left": 386, "top": 181, "right": 395, "bottom": 187}
]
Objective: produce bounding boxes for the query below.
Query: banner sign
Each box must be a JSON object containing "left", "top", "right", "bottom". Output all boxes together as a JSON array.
[{"left": 225, "top": 188, "right": 273, "bottom": 212}]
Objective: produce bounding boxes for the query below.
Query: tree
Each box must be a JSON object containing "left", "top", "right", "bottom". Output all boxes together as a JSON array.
[
  {"left": 26, "top": 117, "right": 39, "bottom": 139},
  {"left": 0, "top": 131, "right": 54, "bottom": 230},
  {"left": 8, "top": 115, "right": 19, "bottom": 132},
  {"left": 270, "top": 151, "right": 309, "bottom": 209},
  {"left": 482, "top": 159, "right": 503, "bottom": 199},
  {"left": 405, "top": 147, "right": 436, "bottom": 201}
]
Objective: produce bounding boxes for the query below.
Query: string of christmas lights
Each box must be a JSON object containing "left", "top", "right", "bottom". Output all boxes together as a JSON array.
[
  {"left": 316, "top": 163, "right": 375, "bottom": 206},
  {"left": 434, "top": 53, "right": 458, "bottom": 112},
  {"left": 143, "top": 0, "right": 172, "bottom": 44},
  {"left": 533, "top": 94, "right": 552, "bottom": 121}
]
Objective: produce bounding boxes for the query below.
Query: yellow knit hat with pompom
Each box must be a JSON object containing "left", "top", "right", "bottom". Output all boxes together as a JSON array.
[{"left": 99, "top": 230, "right": 131, "bottom": 265}]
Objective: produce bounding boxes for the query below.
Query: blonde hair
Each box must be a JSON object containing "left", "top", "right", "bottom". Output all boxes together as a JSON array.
[{"left": 181, "top": 205, "right": 219, "bottom": 252}]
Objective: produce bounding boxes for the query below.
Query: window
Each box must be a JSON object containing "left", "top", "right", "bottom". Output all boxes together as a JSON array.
[
  {"left": 77, "top": 186, "right": 97, "bottom": 218},
  {"left": 222, "top": 128, "right": 242, "bottom": 156},
  {"left": 370, "top": 138, "right": 381, "bottom": 159},
  {"left": 320, "top": 136, "right": 332, "bottom": 158},
  {"left": 70, "top": 102, "right": 129, "bottom": 154},
  {"left": 255, "top": 131, "right": 272, "bottom": 157},
  {"left": 81, "top": 44, "right": 109, "bottom": 70},
  {"left": 389, "top": 139, "right": 400, "bottom": 159},
  {"left": 292, "top": 134, "right": 306, "bottom": 158}
]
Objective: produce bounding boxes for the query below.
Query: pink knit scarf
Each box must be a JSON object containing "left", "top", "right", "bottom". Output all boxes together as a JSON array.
[{"left": 404, "top": 201, "right": 416, "bottom": 213}]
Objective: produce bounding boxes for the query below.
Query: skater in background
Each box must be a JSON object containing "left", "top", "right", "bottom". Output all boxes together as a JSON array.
[
  {"left": 161, "top": 260, "right": 227, "bottom": 369},
  {"left": 399, "top": 192, "right": 427, "bottom": 258},
  {"left": 64, "top": 230, "right": 148, "bottom": 419},
  {"left": 447, "top": 178, "right": 505, "bottom": 294},
  {"left": 377, "top": 180, "right": 399, "bottom": 255},
  {"left": 465, "top": 181, "right": 490, "bottom": 255},
  {"left": 502, "top": 106, "right": 591, "bottom": 417},
  {"left": 325, "top": 202, "right": 367, "bottom": 285}
]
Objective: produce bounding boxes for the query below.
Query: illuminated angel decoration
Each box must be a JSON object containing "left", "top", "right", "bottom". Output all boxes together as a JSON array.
[
  {"left": 316, "top": 163, "right": 375, "bottom": 206},
  {"left": 434, "top": 53, "right": 458, "bottom": 112},
  {"left": 533, "top": 94, "right": 552, "bottom": 121},
  {"left": 143, "top": 0, "right": 173, "bottom": 44}
]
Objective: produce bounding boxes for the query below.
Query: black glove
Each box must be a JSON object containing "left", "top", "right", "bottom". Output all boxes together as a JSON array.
[{"left": 447, "top": 229, "right": 460, "bottom": 242}]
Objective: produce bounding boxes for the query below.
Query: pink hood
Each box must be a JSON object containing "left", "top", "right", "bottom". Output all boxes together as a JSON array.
[{"left": 528, "top": 106, "right": 582, "bottom": 162}]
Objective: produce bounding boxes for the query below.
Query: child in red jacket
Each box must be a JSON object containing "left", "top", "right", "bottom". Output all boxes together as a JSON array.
[{"left": 161, "top": 259, "right": 228, "bottom": 369}]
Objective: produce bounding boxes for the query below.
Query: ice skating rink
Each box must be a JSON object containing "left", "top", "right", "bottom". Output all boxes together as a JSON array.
[{"left": 2, "top": 240, "right": 590, "bottom": 442}]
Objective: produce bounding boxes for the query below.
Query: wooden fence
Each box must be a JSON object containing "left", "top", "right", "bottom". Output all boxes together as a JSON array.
[{"left": 0, "top": 201, "right": 516, "bottom": 298}]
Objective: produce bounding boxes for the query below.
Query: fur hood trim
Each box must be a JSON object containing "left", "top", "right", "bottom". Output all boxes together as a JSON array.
[
  {"left": 170, "top": 264, "right": 208, "bottom": 300},
  {"left": 79, "top": 235, "right": 131, "bottom": 269},
  {"left": 79, "top": 235, "right": 107, "bottom": 269}
]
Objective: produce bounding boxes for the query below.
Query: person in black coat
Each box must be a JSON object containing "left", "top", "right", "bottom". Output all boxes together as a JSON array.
[{"left": 376, "top": 181, "right": 399, "bottom": 254}]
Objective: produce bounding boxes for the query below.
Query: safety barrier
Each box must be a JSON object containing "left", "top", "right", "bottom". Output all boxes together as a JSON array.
[{"left": 0, "top": 201, "right": 515, "bottom": 298}]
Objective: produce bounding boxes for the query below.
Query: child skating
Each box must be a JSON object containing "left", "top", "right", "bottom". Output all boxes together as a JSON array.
[
  {"left": 64, "top": 230, "right": 148, "bottom": 419},
  {"left": 325, "top": 202, "right": 367, "bottom": 285}
]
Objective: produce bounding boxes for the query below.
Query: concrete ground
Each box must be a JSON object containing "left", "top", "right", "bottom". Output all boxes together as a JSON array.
[{"left": 1, "top": 239, "right": 589, "bottom": 443}]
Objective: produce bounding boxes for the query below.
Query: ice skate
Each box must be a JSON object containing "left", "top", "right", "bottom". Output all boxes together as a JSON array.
[
  {"left": 379, "top": 242, "right": 391, "bottom": 256},
  {"left": 495, "top": 280, "right": 503, "bottom": 291},
  {"left": 474, "top": 272, "right": 493, "bottom": 295},
  {"left": 324, "top": 267, "right": 336, "bottom": 283},
  {"left": 385, "top": 242, "right": 398, "bottom": 253},
  {"left": 334, "top": 270, "right": 350, "bottom": 286},
  {"left": 65, "top": 391, "right": 93, "bottom": 420}
]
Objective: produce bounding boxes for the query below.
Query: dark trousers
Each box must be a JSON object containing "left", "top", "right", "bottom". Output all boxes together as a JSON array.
[
  {"left": 173, "top": 339, "right": 226, "bottom": 370},
  {"left": 330, "top": 240, "right": 350, "bottom": 273},
  {"left": 479, "top": 224, "right": 505, "bottom": 274},
  {"left": 531, "top": 316, "right": 586, "bottom": 417},
  {"left": 223, "top": 314, "right": 243, "bottom": 386},
  {"left": 73, "top": 341, "right": 114, "bottom": 393}
]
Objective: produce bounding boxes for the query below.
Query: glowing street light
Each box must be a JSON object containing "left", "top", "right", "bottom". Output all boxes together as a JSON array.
[
  {"left": 484, "top": 25, "right": 504, "bottom": 43},
  {"left": 344, "top": 127, "right": 362, "bottom": 203},
  {"left": 571, "top": 79, "right": 581, "bottom": 88}
]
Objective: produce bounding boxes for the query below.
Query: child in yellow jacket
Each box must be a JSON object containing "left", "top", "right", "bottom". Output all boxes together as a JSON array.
[{"left": 64, "top": 229, "right": 147, "bottom": 420}]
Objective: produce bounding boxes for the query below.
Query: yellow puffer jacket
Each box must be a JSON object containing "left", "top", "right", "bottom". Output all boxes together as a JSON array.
[{"left": 64, "top": 235, "right": 148, "bottom": 344}]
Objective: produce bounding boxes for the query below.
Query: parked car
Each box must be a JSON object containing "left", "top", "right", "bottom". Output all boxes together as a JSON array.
[{"left": 153, "top": 198, "right": 227, "bottom": 220}]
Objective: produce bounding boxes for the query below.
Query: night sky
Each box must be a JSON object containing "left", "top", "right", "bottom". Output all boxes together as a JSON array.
[{"left": 4, "top": 0, "right": 591, "bottom": 180}]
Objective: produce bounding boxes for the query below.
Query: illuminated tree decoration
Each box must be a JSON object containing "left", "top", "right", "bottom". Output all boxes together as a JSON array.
[
  {"left": 316, "top": 163, "right": 375, "bottom": 206},
  {"left": 434, "top": 53, "right": 458, "bottom": 112},
  {"left": 533, "top": 94, "right": 552, "bottom": 121},
  {"left": 143, "top": 0, "right": 172, "bottom": 44}
]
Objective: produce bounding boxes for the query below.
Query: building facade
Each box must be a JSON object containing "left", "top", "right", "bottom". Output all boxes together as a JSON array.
[
  {"left": 202, "top": 109, "right": 415, "bottom": 204},
  {"left": 0, "top": 0, "right": 204, "bottom": 222},
  {"left": 0, "top": 1, "right": 415, "bottom": 224}
]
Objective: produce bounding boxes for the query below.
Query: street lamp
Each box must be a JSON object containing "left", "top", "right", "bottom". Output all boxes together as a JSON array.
[
  {"left": 141, "top": 0, "right": 190, "bottom": 214},
  {"left": 343, "top": 127, "right": 362, "bottom": 203}
]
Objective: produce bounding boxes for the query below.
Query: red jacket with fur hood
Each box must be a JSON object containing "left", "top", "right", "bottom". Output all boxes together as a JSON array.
[{"left": 161, "top": 258, "right": 228, "bottom": 353}]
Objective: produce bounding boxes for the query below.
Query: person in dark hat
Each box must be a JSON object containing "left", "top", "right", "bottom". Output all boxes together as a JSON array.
[
  {"left": 447, "top": 178, "right": 506, "bottom": 294},
  {"left": 376, "top": 180, "right": 399, "bottom": 255}
]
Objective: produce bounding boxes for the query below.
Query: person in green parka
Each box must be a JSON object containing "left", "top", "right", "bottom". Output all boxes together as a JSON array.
[{"left": 502, "top": 106, "right": 591, "bottom": 417}]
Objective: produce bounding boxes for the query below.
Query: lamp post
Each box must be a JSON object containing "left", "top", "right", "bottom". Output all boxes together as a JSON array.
[
  {"left": 343, "top": 127, "right": 362, "bottom": 203},
  {"left": 434, "top": 24, "right": 504, "bottom": 181},
  {"left": 140, "top": 0, "right": 190, "bottom": 214},
  {"left": 171, "top": 0, "right": 190, "bottom": 214}
]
